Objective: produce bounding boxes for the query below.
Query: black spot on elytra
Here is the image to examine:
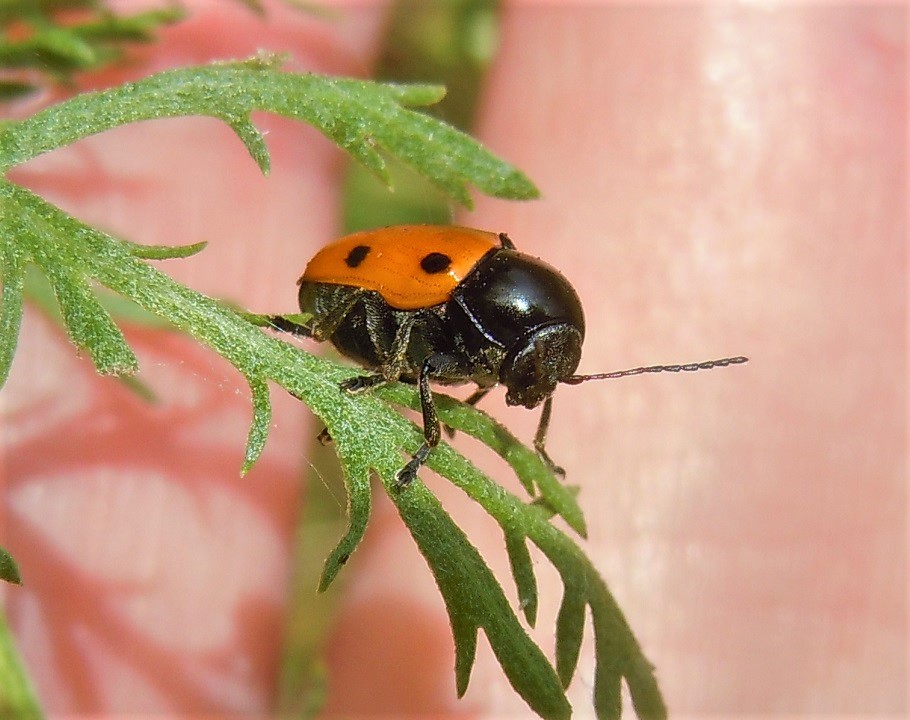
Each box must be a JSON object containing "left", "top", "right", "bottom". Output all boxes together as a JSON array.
[
  {"left": 420, "top": 252, "right": 452, "bottom": 274},
  {"left": 345, "top": 245, "right": 370, "bottom": 268}
]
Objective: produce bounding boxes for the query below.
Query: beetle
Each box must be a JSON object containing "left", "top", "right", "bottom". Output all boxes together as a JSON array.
[{"left": 270, "top": 225, "right": 746, "bottom": 485}]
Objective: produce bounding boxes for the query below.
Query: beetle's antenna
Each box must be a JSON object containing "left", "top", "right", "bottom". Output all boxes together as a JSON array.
[{"left": 562, "top": 355, "right": 748, "bottom": 385}]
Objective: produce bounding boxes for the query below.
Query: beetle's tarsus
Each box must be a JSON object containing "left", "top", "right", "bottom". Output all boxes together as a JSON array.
[
  {"left": 536, "top": 446, "right": 566, "bottom": 478},
  {"left": 395, "top": 442, "right": 432, "bottom": 487},
  {"left": 340, "top": 373, "right": 386, "bottom": 394},
  {"left": 266, "top": 314, "right": 312, "bottom": 336}
]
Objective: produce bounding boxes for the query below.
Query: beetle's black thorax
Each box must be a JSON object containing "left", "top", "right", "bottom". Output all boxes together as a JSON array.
[
  {"left": 449, "top": 249, "right": 585, "bottom": 352},
  {"left": 448, "top": 248, "right": 586, "bottom": 406}
]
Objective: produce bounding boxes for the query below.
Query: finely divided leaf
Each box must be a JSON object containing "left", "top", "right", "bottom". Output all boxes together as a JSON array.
[
  {"left": 0, "top": 608, "right": 42, "bottom": 720},
  {"left": 591, "top": 598, "right": 667, "bottom": 720},
  {"left": 555, "top": 582, "right": 587, "bottom": 687},
  {"left": 126, "top": 240, "right": 208, "bottom": 260},
  {"left": 0, "top": 546, "right": 21, "bottom": 586},
  {"left": 0, "top": 235, "right": 25, "bottom": 386},
  {"left": 242, "top": 374, "right": 272, "bottom": 475},
  {"left": 317, "top": 456, "right": 372, "bottom": 593},
  {"left": 30, "top": 261, "right": 138, "bottom": 376},
  {"left": 0, "top": 59, "right": 538, "bottom": 206},
  {"left": 391, "top": 481, "right": 571, "bottom": 720},
  {"left": 0, "top": 4, "right": 183, "bottom": 97},
  {"left": 504, "top": 529, "right": 539, "bottom": 626},
  {"left": 381, "top": 384, "right": 587, "bottom": 537}
]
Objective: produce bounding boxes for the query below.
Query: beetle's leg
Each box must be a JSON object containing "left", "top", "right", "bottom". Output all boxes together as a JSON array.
[
  {"left": 465, "top": 385, "right": 493, "bottom": 408},
  {"left": 497, "top": 232, "right": 516, "bottom": 250},
  {"left": 533, "top": 396, "right": 566, "bottom": 477},
  {"left": 265, "top": 314, "right": 312, "bottom": 336},
  {"left": 396, "top": 353, "right": 458, "bottom": 486},
  {"left": 340, "top": 305, "right": 416, "bottom": 393},
  {"left": 373, "top": 309, "right": 417, "bottom": 381},
  {"left": 443, "top": 385, "right": 492, "bottom": 439},
  {"left": 396, "top": 443, "right": 432, "bottom": 487},
  {"left": 268, "top": 287, "right": 366, "bottom": 342},
  {"left": 340, "top": 373, "right": 386, "bottom": 393}
]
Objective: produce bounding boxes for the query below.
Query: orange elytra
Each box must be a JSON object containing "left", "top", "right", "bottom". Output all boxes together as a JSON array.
[{"left": 298, "top": 225, "right": 501, "bottom": 310}]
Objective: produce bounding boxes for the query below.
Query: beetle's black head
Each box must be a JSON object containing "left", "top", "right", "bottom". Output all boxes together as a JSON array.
[
  {"left": 501, "top": 322, "right": 584, "bottom": 408},
  {"left": 452, "top": 248, "right": 586, "bottom": 409}
]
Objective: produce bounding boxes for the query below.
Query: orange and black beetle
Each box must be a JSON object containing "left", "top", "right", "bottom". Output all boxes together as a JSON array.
[{"left": 271, "top": 225, "right": 746, "bottom": 485}]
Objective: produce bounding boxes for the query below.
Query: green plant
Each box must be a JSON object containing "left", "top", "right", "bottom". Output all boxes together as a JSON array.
[
  {"left": 0, "top": 55, "right": 666, "bottom": 720},
  {"left": 0, "top": 0, "right": 185, "bottom": 99},
  {"left": 0, "top": 606, "right": 41, "bottom": 720}
]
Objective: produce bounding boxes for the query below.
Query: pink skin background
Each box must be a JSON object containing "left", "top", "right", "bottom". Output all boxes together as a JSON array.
[{"left": 1, "top": 1, "right": 905, "bottom": 717}]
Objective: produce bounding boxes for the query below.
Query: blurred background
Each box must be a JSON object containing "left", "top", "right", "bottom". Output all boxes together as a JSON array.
[{"left": 1, "top": 1, "right": 905, "bottom": 718}]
